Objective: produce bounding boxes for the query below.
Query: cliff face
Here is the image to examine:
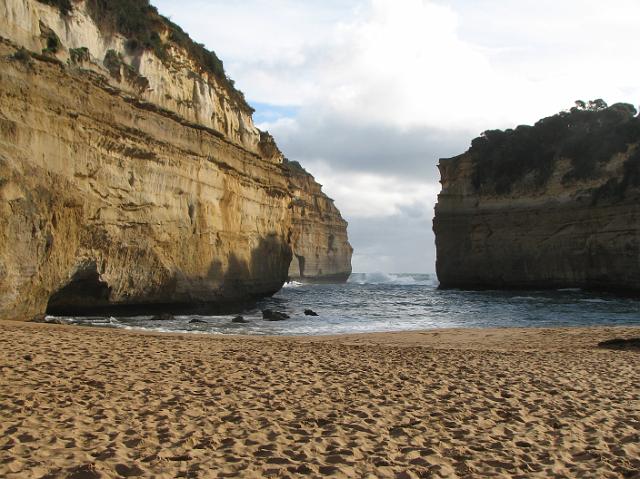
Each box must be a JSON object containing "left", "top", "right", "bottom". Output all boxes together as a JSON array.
[
  {"left": 433, "top": 103, "right": 640, "bottom": 291},
  {"left": 284, "top": 162, "right": 353, "bottom": 283},
  {"left": 0, "top": 0, "right": 351, "bottom": 320}
]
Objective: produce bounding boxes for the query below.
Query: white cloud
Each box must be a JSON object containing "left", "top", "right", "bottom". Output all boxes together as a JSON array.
[{"left": 302, "top": 160, "right": 439, "bottom": 219}]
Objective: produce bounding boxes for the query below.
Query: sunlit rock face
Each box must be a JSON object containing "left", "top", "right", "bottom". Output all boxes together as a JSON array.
[
  {"left": 433, "top": 103, "right": 640, "bottom": 291},
  {"left": 0, "top": 0, "right": 351, "bottom": 320},
  {"left": 285, "top": 163, "right": 353, "bottom": 283}
]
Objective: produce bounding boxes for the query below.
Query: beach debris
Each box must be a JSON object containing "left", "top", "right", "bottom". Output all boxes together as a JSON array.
[
  {"left": 188, "top": 319, "right": 208, "bottom": 324},
  {"left": 262, "top": 309, "right": 290, "bottom": 321},
  {"left": 304, "top": 309, "right": 319, "bottom": 316},
  {"left": 23, "top": 354, "right": 33, "bottom": 361},
  {"left": 151, "top": 313, "right": 175, "bottom": 321},
  {"left": 597, "top": 338, "right": 640, "bottom": 351},
  {"left": 232, "top": 315, "right": 249, "bottom": 323}
]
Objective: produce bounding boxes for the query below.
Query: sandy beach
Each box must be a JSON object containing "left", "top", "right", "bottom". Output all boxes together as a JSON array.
[{"left": 0, "top": 321, "right": 638, "bottom": 478}]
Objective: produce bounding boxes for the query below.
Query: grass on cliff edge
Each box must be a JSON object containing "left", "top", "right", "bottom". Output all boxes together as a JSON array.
[
  {"left": 37, "top": 0, "right": 252, "bottom": 112},
  {"left": 469, "top": 101, "right": 640, "bottom": 196}
]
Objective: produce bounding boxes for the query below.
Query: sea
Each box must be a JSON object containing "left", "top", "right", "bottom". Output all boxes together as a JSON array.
[{"left": 54, "top": 273, "right": 640, "bottom": 336}]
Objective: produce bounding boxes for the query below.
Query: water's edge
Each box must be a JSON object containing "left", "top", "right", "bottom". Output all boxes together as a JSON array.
[{"left": 47, "top": 273, "right": 640, "bottom": 336}]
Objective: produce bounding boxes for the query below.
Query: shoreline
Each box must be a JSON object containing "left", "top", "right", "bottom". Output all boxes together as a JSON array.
[
  {"left": 1, "top": 320, "right": 638, "bottom": 478},
  {"left": 19, "top": 317, "right": 640, "bottom": 343}
]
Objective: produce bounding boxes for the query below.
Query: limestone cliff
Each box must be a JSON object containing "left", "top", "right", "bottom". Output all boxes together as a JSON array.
[
  {"left": 283, "top": 160, "right": 352, "bottom": 283},
  {"left": 0, "top": 0, "right": 351, "bottom": 320},
  {"left": 433, "top": 102, "right": 640, "bottom": 291}
]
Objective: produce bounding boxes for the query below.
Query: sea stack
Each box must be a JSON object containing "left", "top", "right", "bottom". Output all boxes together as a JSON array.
[
  {"left": 433, "top": 101, "right": 640, "bottom": 292},
  {"left": 0, "top": 0, "right": 351, "bottom": 320}
]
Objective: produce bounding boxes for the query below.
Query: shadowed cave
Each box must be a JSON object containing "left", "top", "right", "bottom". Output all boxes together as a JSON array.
[{"left": 46, "top": 262, "right": 111, "bottom": 315}]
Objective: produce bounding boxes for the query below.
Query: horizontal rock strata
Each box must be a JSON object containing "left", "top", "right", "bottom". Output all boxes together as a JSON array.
[
  {"left": 434, "top": 103, "right": 640, "bottom": 291},
  {"left": 285, "top": 162, "right": 352, "bottom": 283}
]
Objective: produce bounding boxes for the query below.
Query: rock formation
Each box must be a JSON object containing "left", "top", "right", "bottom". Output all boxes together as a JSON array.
[
  {"left": 433, "top": 101, "right": 640, "bottom": 291},
  {"left": 0, "top": 0, "right": 351, "bottom": 320},
  {"left": 284, "top": 160, "right": 353, "bottom": 283}
]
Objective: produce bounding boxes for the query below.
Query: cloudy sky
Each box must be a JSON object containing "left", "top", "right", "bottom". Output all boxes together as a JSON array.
[{"left": 155, "top": 0, "right": 640, "bottom": 273}]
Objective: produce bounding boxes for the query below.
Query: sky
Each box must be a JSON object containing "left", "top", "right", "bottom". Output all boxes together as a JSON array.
[{"left": 154, "top": 0, "right": 640, "bottom": 273}]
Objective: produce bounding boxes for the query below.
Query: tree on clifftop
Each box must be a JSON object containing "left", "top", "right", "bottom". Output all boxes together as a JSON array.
[{"left": 573, "top": 99, "right": 608, "bottom": 112}]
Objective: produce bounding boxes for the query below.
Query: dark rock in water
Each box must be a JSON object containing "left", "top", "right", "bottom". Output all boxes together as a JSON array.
[
  {"left": 232, "top": 315, "right": 249, "bottom": 323},
  {"left": 189, "top": 319, "right": 208, "bottom": 324},
  {"left": 304, "top": 309, "right": 319, "bottom": 316},
  {"left": 152, "top": 313, "right": 175, "bottom": 321},
  {"left": 30, "top": 314, "right": 47, "bottom": 323},
  {"left": 597, "top": 338, "right": 640, "bottom": 351},
  {"left": 262, "top": 309, "right": 290, "bottom": 321}
]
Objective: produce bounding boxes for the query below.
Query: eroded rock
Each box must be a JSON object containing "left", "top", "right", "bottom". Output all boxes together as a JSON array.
[{"left": 262, "top": 310, "right": 290, "bottom": 321}]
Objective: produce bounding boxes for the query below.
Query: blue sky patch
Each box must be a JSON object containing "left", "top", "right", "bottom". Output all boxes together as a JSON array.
[{"left": 252, "top": 102, "right": 300, "bottom": 125}]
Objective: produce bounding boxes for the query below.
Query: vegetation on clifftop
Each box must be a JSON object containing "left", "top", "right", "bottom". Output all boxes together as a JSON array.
[
  {"left": 37, "top": 0, "right": 252, "bottom": 112},
  {"left": 283, "top": 159, "right": 308, "bottom": 174},
  {"left": 469, "top": 100, "right": 640, "bottom": 196}
]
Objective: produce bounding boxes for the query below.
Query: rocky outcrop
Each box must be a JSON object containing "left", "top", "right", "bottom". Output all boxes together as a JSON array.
[
  {"left": 433, "top": 102, "right": 640, "bottom": 291},
  {"left": 0, "top": 0, "right": 351, "bottom": 320},
  {"left": 284, "top": 160, "right": 353, "bottom": 283}
]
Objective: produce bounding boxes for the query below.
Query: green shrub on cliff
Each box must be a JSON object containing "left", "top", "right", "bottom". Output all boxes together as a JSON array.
[
  {"left": 284, "top": 159, "right": 307, "bottom": 174},
  {"left": 470, "top": 101, "right": 640, "bottom": 194},
  {"left": 86, "top": 0, "right": 166, "bottom": 58},
  {"left": 11, "top": 48, "right": 32, "bottom": 64},
  {"left": 69, "top": 47, "right": 90, "bottom": 64}
]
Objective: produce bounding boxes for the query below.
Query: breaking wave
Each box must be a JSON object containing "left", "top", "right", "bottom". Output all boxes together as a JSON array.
[{"left": 348, "top": 272, "right": 438, "bottom": 287}]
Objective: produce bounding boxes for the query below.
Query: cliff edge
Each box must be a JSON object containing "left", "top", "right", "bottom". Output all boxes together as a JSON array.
[
  {"left": 433, "top": 101, "right": 640, "bottom": 291},
  {"left": 283, "top": 160, "right": 353, "bottom": 283},
  {"left": 0, "top": 0, "right": 351, "bottom": 320}
]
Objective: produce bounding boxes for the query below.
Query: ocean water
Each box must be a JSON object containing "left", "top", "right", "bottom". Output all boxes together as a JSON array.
[{"left": 56, "top": 273, "right": 640, "bottom": 336}]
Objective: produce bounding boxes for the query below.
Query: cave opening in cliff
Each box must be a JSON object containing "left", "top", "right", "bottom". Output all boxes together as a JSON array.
[{"left": 46, "top": 262, "right": 112, "bottom": 315}]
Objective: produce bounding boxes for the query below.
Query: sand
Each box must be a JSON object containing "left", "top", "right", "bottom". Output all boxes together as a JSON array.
[{"left": 0, "top": 321, "right": 638, "bottom": 478}]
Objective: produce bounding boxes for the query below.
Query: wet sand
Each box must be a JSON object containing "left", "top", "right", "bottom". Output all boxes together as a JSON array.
[{"left": 0, "top": 320, "right": 638, "bottom": 478}]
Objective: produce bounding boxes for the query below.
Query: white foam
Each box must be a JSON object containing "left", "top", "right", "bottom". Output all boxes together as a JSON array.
[{"left": 349, "top": 272, "right": 437, "bottom": 286}]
